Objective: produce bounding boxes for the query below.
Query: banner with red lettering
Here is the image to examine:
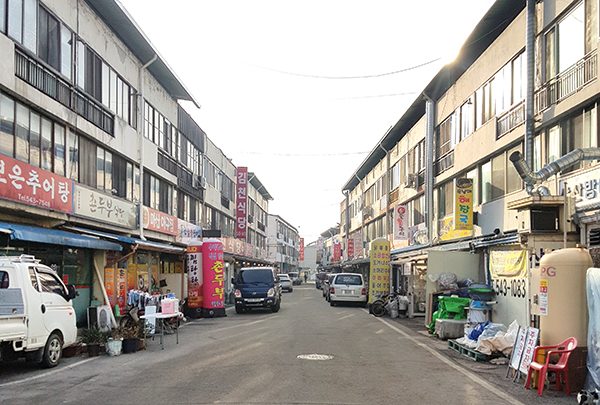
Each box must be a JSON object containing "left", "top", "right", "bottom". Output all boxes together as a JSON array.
[
  {"left": 347, "top": 237, "right": 354, "bottom": 259},
  {"left": 333, "top": 242, "right": 341, "bottom": 262},
  {"left": 187, "top": 242, "right": 203, "bottom": 309},
  {"left": 202, "top": 239, "right": 225, "bottom": 311},
  {"left": 236, "top": 167, "right": 248, "bottom": 240},
  {"left": 143, "top": 206, "right": 178, "bottom": 235},
  {"left": 0, "top": 153, "right": 72, "bottom": 213},
  {"left": 299, "top": 238, "right": 304, "bottom": 261}
]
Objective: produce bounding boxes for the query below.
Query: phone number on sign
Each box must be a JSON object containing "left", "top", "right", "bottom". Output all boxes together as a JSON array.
[{"left": 492, "top": 277, "right": 527, "bottom": 298}]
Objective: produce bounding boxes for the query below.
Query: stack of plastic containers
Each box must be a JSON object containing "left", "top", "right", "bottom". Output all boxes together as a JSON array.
[{"left": 465, "top": 283, "right": 494, "bottom": 336}]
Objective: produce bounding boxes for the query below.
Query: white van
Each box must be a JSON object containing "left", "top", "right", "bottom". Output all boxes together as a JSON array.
[{"left": 0, "top": 255, "right": 78, "bottom": 367}]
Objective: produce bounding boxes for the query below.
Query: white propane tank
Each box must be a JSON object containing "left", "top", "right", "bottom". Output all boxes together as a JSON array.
[{"left": 538, "top": 245, "right": 592, "bottom": 346}]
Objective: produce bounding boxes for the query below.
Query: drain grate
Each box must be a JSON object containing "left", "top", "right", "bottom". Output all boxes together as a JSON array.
[{"left": 297, "top": 354, "right": 334, "bottom": 361}]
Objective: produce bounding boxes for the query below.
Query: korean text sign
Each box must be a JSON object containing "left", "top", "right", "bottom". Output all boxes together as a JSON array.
[
  {"left": 454, "top": 178, "right": 473, "bottom": 230},
  {"left": 299, "top": 238, "right": 304, "bottom": 261},
  {"left": 186, "top": 242, "right": 203, "bottom": 309},
  {"left": 393, "top": 204, "right": 408, "bottom": 240},
  {"left": 202, "top": 239, "right": 225, "bottom": 310},
  {"left": 236, "top": 167, "right": 248, "bottom": 240},
  {"left": 369, "top": 239, "right": 390, "bottom": 303},
  {"left": 0, "top": 153, "right": 72, "bottom": 213}
]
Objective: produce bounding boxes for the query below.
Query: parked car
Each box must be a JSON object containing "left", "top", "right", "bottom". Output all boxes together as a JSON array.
[
  {"left": 0, "top": 254, "right": 78, "bottom": 368},
  {"left": 279, "top": 274, "right": 293, "bottom": 292},
  {"left": 287, "top": 271, "right": 302, "bottom": 285},
  {"left": 329, "top": 273, "right": 367, "bottom": 307},
  {"left": 323, "top": 274, "right": 335, "bottom": 300},
  {"left": 232, "top": 267, "right": 281, "bottom": 313},
  {"left": 315, "top": 272, "right": 329, "bottom": 289}
]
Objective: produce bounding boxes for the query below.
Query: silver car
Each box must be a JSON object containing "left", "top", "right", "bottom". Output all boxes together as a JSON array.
[
  {"left": 329, "top": 273, "right": 367, "bottom": 307},
  {"left": 279, "top": 274, "right": 293, "bottom": 292}
]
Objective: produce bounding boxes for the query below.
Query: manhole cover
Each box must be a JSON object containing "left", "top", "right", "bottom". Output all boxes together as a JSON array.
[{"left": 297, "top": 354, "right": 334, "bottom": 361}]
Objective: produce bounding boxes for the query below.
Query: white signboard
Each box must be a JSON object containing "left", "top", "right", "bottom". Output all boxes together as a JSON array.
[
  {"left": 177, "top": 219, "right": 201, "bottom": 245},
  {"left": 73, "top": 185, "right": 137, "bottom": 229},
  {"left": 393, "top": 204, "right": 408, "bottom": 240}
]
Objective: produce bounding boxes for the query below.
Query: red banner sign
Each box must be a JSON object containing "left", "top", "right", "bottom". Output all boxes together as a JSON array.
[
  {"left": 143, "top": 206, "right": 178, "bottom": 235},
  {"left": 202, "top": 239, "right": 225, "bottom": 310},
  {"left": 333, "top": 243, "right": 341, "bottom": 263},
  {"left": 187, "top": 242, "right": 203, "bottom": 309},
  {"left": 236, "top": 167, "right": 248, "bottom": 240},
  {"left": 299, "top": 238, "right": 304, "bottom": 261},
  {"left": 0, "top": 153, "right": 72, "bottom": 213},
  {"left": 347, "top": 238, "right": 354, "bottom": 259}
]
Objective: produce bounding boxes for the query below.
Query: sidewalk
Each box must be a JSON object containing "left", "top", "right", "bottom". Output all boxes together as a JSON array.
[{"left": 389, "top": 315, "right": 577, "bottom": 405}]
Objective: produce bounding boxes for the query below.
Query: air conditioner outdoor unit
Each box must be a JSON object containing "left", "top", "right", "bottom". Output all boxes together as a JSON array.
[
  {"left": 194, "top": 175, "right": 206, "bottom": 189},
  {"left": 88, "top": 305, "right": 112, "bottom": 331},
  {"left": 403, "top": 174, "right": 417, "bottom": 189}
]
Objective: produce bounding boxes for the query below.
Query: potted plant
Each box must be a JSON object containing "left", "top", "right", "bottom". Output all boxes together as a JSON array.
[
  {"left": 80, "top": 325, "right": 108, "bottom": 357},
  {"left": 106, "top": 327, "right": 124, "bottom": 356},
  {"left": 121, "top": 323, "right": 140, "bottom": 354}
]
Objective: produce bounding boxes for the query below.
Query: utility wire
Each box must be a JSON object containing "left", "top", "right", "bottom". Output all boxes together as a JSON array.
[
  {"left": 237, "top": 151, "right": 369, "bottom": 157},
  {"left": 243, "top": 58, "right": 442, "bottom": 79}
]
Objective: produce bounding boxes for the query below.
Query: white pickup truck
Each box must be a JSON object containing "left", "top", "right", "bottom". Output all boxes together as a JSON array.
[{"left": 0, "top": 255, "right": 78, "bottom": 367}]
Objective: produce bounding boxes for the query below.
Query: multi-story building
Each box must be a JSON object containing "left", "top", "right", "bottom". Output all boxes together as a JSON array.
[
  {"left": 0, "top": 0, "right": 275, "bottom": 324},
  {"left": 341, "top": 0, "right": 597, "bottom": 379},
  {"left": 267, "top": 214, "right": 299, "bottom": 274}
]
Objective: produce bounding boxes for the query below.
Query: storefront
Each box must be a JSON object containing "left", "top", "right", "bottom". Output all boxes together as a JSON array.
[{"left": 0, "top": 221, "right": 122, "bottom": 326}]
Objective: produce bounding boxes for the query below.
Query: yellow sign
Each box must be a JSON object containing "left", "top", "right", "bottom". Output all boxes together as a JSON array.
[
  {"left": 454, "top": 178, "right": 473, "bottom": 231},
  {"left": 369, "top": 240, "right": 390, "bottom": 303},
  {"left": 439, "top": 216, "right": 471, "bottom": 241},
  {"left": 490, "top": 247, "right": 527, "bottom": 278}
]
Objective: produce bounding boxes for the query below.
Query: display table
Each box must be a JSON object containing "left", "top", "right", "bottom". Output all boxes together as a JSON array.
[{"left": 140, "top": 312, "right": 182, "bottom": 350}]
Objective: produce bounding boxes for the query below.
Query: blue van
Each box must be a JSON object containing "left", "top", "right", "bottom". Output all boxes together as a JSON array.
[{"left": 232, "top": 267, "right": 282, "bottom": 314}]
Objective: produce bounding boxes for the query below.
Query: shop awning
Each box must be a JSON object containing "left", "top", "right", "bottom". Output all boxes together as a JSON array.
[
  {"left": 0, "top": 222, "right": 122, "bottom": 251},
  {"left": 67, "top": 227, "right": 185, "bottom": 254}
]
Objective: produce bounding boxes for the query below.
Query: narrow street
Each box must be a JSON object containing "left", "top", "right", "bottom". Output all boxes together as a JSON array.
[{"left": 0, "top": 284, "right": 573, "bottom": 405}]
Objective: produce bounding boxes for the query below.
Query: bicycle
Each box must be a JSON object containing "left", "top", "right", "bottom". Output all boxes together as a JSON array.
[{"left": 371, "top": 293, "right": 397, "bottom": 317}]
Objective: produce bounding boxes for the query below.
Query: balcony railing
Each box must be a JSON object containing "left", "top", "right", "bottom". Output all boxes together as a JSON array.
[
  {"left": 15, "top": 47, "right": 114, "bottom": 136},
  {"left": 497, "top": 99, "right": 525, "bottom": 138},
  {"left": 535, "top": 50, "right": 597, "bottom": 114}
]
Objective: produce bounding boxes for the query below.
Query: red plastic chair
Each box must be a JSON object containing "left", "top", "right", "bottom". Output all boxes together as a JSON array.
[{"left": 525, "top": 337, "right": 578, "bottom": 396}]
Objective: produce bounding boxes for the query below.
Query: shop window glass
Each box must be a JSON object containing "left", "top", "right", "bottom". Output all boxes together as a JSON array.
[
  {"left": 8, "top": 0, "right": 23, "bottom": 43},
  {"left": 507, "top": 144, "right": 522, "bottom": 194},
  {"left": 60, "top": 24, "right": 72, "bottom": 79},
  {"left": 15, "top": 103, "right": 29, "bottom": 163},
  {"left": 558, "top": 4, "right": 584, "bottom": 74},
  {"left": 481, "top": 161, "right": 492, "bottom": 204},
  {"left": 0, "top": 0, "right": 5, "bottom": 34},
  {"left": 96, "top": 146, "right": 105, "bottom": 190},
  {"left": 54, "top": 124, "right": 65, "bottom": 176},
  {"left": 491, "top": 154, "right": 505, "bottom": 200},
  {"left": 584, "top": 106, "right": 597, "bottom": 149},
  {"left": 22, "top": 0, "right": 36, "bottom": 53},
  {"left": 29, "top": 112, "right": 40, "bottom": 167},
  {"left": 68, "top": 130, "right": 79, "bottom": 181},
  {"left": 0, "top": 94, "right": 15, "bottom": 158},
  {"left": 533, "top": 134, "right": 542, "bottom": 172},
  {"left": 466, "top": 168, "right": 478, "bottom": 206},
  {"left": 548, "top": 125, "right": 561, "bottom": 163},
  {"left": 41, "top": 116, "right": 52, "bottom": 172},
  {"left": 105, "top": 151, "right": 112, "bottom": 192}
]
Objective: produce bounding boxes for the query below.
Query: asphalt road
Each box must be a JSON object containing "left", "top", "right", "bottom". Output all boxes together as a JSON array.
[{"left": 0, "top": 284, "right": 573, "bottom": 404}]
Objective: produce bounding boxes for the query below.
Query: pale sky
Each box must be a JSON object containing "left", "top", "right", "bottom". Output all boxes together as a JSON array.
[{"left": 118, "top": 0, "right": 495, "bottom": 242}]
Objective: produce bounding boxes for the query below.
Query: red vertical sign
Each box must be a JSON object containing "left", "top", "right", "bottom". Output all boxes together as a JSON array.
[
  {"left": 236, "top": 167, "right": 248, "bottom": 240},
  {"left": 347, "top": 238, "right": 354, "bottom": 259},
  {"left": 299, "top": 238, "right": 304, "bottom": 261},
  {"left": 333, "top": 243, "right": 341, "bottom": 262}
]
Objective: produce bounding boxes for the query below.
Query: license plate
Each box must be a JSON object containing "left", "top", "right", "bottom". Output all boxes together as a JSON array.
[
  {"left": 246, "top": 298, "right": 262, "bottom": 303},
  {"left": 343, "top": 290, "right": 353, "bottom": 294}
]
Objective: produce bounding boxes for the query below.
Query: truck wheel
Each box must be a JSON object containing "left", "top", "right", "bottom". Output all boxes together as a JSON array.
[{"left": 42, "top": 333, "right": 62, "bottom": 368}]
